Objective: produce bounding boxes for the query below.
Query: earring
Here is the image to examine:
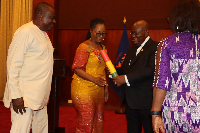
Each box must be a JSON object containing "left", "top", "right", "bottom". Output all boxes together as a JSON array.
[{"left": 176, "top": 26, "right": 180, "bottom": 33}]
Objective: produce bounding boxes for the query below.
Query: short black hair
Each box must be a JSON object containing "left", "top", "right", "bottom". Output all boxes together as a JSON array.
[
  {"left": 170, "top": 0, "right": 200, "bottom": 34},
  {"left": 85, "top": 30, "right": 91, "bottom": 41},
  {"left": 90, "top": 18, "right": 105, "bottom": 30},
  {"left": 34, "top": 2, "right": 54, "bottom": 15},
  {"left": 85, "top": 18, "right": 105, "bottom": 40}
]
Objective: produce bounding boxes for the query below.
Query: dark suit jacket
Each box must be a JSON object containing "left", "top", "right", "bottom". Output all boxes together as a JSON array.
[{"left": 117, "top": 38, "right": 158, "bottom": 109}]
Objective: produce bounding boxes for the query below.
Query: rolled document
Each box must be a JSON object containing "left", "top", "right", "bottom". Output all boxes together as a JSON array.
[{"left": 100, "top": 49, "right": 119, "bottom": 77}]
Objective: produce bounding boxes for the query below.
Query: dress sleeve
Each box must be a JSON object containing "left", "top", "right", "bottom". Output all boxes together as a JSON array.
[
  {"left": 153, "top": 39, "right": 171, "bottom": 91},
  {"left": 72, "top": 43, "right": 90, "bottom": 71}
]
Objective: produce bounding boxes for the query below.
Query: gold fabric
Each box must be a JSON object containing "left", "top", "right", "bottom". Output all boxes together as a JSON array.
[
  {"left": 0, "top": 0, "right": 32, "bottom": 99},
  {"left": 71, "top": 43, "right": 106, "bottom": 133}
]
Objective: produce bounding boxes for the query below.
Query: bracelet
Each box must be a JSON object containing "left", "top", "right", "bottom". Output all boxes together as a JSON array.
[{"left": 150, "top": 111, "right": 161, "bottom": 115}]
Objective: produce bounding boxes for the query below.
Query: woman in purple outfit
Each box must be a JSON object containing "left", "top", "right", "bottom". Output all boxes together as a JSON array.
[{"left": 151, "top": 0, "right": 200, "bottom": 133}]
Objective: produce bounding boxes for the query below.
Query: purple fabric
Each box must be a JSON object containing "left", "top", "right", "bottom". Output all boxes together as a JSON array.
[{"left": 155, "top": 32, "right": 200, "bottom": 132}]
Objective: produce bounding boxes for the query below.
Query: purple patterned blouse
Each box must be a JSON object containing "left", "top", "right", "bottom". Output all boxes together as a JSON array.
[{"left": 154, "top": 32, "right": 200, "bottom": 132}]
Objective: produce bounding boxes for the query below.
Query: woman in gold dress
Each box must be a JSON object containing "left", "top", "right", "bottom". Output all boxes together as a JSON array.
[{"left": 71, "top": 18, "right": 109, "bottom": 133}]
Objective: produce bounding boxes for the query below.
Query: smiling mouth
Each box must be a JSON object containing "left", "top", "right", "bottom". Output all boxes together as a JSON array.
[{"left": 98, "top": 39, "right": 103, "bottom": 42}]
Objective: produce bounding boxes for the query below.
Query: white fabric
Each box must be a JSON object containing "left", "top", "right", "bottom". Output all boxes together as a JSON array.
[
  {"left": 108, "top": 74, "right": 113, "bottom": 78},
  {"left": 10, "top": 106, "right": 48, "bottom": 133},
  {"left": 125, "top": 75, "right": 130, "bottom": 86},
  {"left": 3, "top": 21, "right": 54, "bottom": 110},
  {"left": 136, "top": 36, "right": 150, "bottom": 55},
  {"left": 125, "top": 36, "right": 150, "bottom": 86}
]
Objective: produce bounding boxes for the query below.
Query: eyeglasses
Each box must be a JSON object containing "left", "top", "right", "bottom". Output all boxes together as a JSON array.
[
  {"left": 96, "top": 32, "right": 107, "bottom": 37},
  {"left": 130, "top": 30, "right": 146, "bottom": 36}
]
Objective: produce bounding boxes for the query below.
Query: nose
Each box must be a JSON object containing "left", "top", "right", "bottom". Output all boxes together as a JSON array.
[
  {"left": 131, "top": 34, "right": 136, "bottom": 37},
  {"left": 99, "top": 34, "right": 103, "bottom": 38}
]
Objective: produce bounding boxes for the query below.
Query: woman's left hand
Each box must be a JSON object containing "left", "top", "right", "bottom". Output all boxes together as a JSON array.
[
  {"left": 104, "top": 84, "right": 109, "bottom": 102},
  {"left": 152, "top": 115, "right": 165, "bottom": 133}
]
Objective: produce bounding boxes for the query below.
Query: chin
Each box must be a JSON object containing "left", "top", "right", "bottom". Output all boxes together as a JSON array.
[
  {"left": 97, "top": 40, "right": 102, "bottom": 43},
  {"left": 46, "top": 28, "right": 52, "bottom": 31},
  {"left": 132, "top": 42, "right": 138, "bottom": 45},
  {"left": 47, "top": 26, "right": 54, "bottom": 31}
]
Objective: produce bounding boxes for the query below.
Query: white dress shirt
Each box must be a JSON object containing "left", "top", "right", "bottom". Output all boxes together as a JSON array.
[{"left": 3, "top": 21, "right": 54, "bottom": 110}]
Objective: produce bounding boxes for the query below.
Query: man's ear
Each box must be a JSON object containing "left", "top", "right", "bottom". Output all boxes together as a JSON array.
[
  {"left": 145, "top": 30, "right": 149, "bottom": 36},
  {"left": 38, "top": 12, "right": 43, "bottom": 20}
]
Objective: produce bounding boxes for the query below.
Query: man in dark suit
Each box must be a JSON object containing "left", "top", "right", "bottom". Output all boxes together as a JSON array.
[{"left": 113, "top": 20, "right": 158, "bottom": 133}]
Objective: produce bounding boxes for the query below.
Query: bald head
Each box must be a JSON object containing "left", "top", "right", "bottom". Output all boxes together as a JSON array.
[
  {"left": 133, "top": 20, "right": 149, "bottom": 31},
  {"left": 131, "top": 20, "right": 149, "bottom": 46},
  {"left": 33, "top": 2, "right": 56, "bottom": 31},
  {"left": 34, "top": 2, "right": 54, "bottom": 16}
]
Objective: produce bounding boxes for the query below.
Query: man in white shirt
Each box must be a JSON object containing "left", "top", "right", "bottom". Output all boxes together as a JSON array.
[
  {"left": 3, "top": 2, "right": 56, "bottom": 133},
  {"left": 113, "top": 20, "right": 158, "bottom": 133}
]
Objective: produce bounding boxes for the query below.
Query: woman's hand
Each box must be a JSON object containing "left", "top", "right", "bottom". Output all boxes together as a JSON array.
[
  {"left": 151, "top": 88, "right": 166, "bottom": 133},
  {"left": 93, "top": 77, "right": 107, "bottom": 87},
  {"left": 152, "top": 115, "right": 165, "bottom": 133},
  {"left": 74, "top": 69, "right": 107, "bottom": 86},
  {"left": 105, "top": 66, "right": 111, "bottom": 75},
  {"left": 104, "top": 85, "right": 109, "bottom": 102}
]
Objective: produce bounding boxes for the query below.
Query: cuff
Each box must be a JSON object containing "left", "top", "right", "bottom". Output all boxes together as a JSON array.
[
  {"left": 125, "top": 75, "right": 130, "bottom": 86},
  {"left": 11, "top": 90, "right": 23, "bottom": 100}
]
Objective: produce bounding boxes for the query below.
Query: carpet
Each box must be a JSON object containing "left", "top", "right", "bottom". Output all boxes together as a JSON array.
[{"left": 0, "top": 102, "right": 128, "bottom": 133}]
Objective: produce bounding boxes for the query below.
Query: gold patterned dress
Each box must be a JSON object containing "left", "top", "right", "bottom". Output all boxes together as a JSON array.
[{"left": 71, "top": 43, "right": 106, "bottom": 133}]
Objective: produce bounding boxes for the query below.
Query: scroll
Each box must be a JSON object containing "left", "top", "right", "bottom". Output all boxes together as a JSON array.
[{"left": 100, "top": 49, "right": 118, "bottom": 77}]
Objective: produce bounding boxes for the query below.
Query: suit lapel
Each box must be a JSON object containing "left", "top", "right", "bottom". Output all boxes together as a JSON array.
[
  {"left": 130, "top": 46, "right": 138, "bottom": 60},
  {"left": 129, "top": 38, "right": 152, "bottom": 67},
  {"left": 123, "top": 46, "right": 136, "bottom": 70}
]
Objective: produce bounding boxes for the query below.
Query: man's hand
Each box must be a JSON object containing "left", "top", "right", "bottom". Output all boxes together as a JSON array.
[
  {"left": 112, "top": 75, "right": 126, "bottom": 86},
  {"left": 12, "top": 97, "right": 26, "bottom": 114},
  {"left": 152, "top": 115, "right": 165, "bottom": 133}
]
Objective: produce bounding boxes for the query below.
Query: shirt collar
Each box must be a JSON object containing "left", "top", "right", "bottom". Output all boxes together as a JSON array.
[
  {"left": 136, "top": 36, "right": 150, "bottom": 56},
  {"left": 139, "top": 36, "right": 150, "bottom": 48}
]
